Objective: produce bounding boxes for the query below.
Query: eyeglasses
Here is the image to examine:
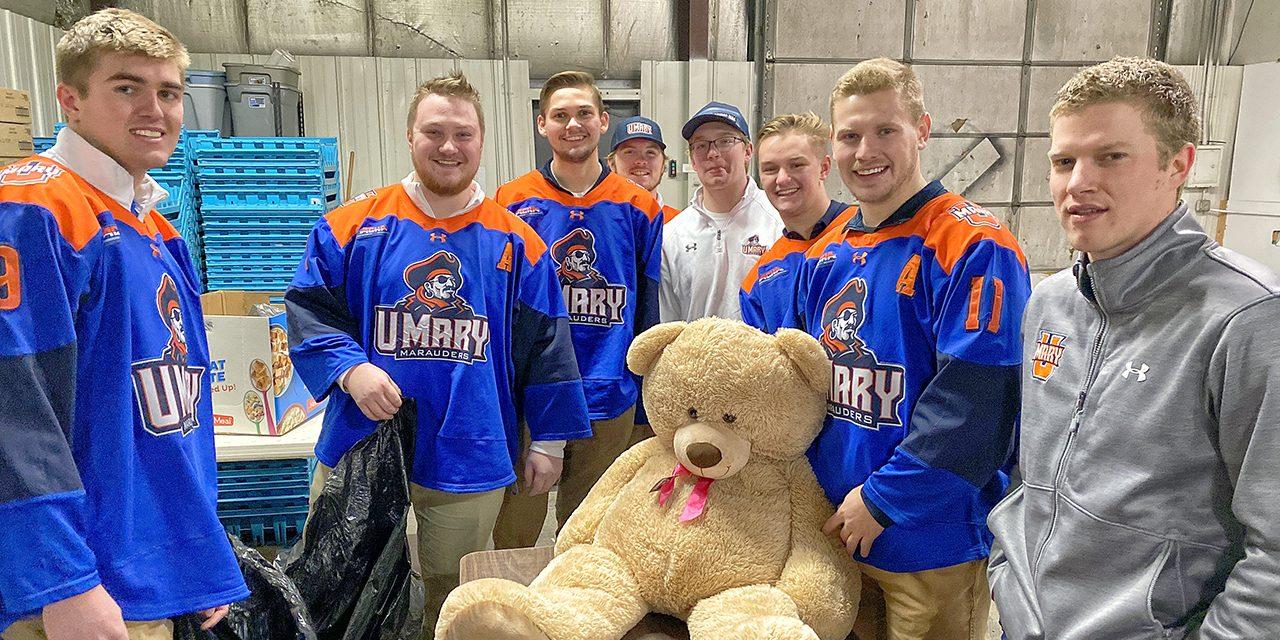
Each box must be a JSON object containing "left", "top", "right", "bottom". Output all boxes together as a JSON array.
[{"left": 689, "top": 136, "right": 745, "bottom": 158}]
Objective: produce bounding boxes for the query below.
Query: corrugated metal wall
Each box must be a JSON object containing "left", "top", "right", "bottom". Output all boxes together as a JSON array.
[{"left": 0, "top": 9, "right": 63, "bottom": 137}]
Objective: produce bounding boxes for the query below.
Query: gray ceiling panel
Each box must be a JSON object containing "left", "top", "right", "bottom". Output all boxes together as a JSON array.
[
  {"left": 774, "top": 0, "right": 905, "bottom": 60},
  {"left": 913, "top": 65, "right": 1022, "bottom": 133},
  {"left": 507, "top": 0, "right": 606, "bottom": 78},
  {"left": 115, "top": 0, "right": 249, "bottom": 53},
  {"left": 607, "top": 0, "right": 677, "bottom": 79},
  {"left": 1032, "top": 0, "right": 1151, "bottom": 61},
  {"left": 912, "top": 0, "right": 1026, "bottom": 60},
  {"left": 246, "top": 0, "right": 369, "bottom": 57},
  {"left": 370, "top": 0, "right": 493, "bottom": 59},
  {"left": 1025, "top": 65, "right": 1084, "bottom": 132}
]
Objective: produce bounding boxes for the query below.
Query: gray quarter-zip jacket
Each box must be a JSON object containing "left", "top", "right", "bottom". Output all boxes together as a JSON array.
[{"left": 987, "top": 204, "right": 1280, "bottom": 639}]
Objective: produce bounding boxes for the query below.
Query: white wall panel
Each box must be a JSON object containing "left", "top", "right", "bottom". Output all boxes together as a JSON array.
[
  {"left": 334, "top": 57, "right": 384, "bottom": 196},
  {"left": 0, "top": 9, "right": 63, "bottom": 136}
]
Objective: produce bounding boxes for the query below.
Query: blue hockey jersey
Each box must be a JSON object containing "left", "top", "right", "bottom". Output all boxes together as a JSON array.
[
  {"left": 0, "top": 156, "right": 248, "bottom": 627},
  {"left": 286, "top": 179, "right": 592, "bottom": 493},
  {"left": 740, "top": 200, "right": 854, "bottom": 334},
  {"left": 796, "top": 181, "right": 1030, "bottom": 572},
  {"left": 496, "top": 161, "right": 662, "bottom": 421}
]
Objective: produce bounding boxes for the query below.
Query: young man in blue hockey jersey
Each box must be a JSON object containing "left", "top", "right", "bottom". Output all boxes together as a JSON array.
[
  {"left": 0, "top": 9, "right": 248, "bottom": 640},
  {"left": 491, "top": 71, "right": 663, "bottom": 548},
  {"left": 798, "top": 58, "right": 1030, "bottom": 640},
  {"left": 285, "top": 72, "right": 591, "bottom": 629},
  {"left": 740, "top": 112, "right": 853, "bottom": 334}
]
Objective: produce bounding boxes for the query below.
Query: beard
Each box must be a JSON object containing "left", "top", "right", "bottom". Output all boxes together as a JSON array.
[
  {"left": 557, "top": 142, "right": 598, "bottom": 164},
  {"left": 415, "top": 162, "right": 476, "bottom": 197}
]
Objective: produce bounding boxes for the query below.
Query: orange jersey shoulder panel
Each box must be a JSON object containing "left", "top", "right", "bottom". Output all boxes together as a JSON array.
[
  {"left": 495, "top": 171, "right": 555, "bottom": 207},
  {"left": 595, "top": 173, "right": 662, "bottom": 222},
  {"left": 919, "top": 195, "right": 1028, "bottom": 274},
  {"left": 741, "top": 235, "right": 811, "bottom": 293},
  {"left": 472, "top": 198, "right": 550, "bottom": 266},
  {"left": 0, "top": 157, "right": 108, "bottom": 251},
  {"left": 324, "top": 184, "right": 407, "bottom": 248}
]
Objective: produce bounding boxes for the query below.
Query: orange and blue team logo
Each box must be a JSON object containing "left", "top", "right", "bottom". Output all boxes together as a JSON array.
[
  {"left": 551, "top": 228, "right": 626, "bottom": 326},
  {"left": 946, "top": 202, "right": 1003, "bottom": 229},
  {"left": 820, "top": 278, "right": 906, "bottom": 430},
  {"left": 0, "top": 160, "right": 63, "bottom": 186},
  {"left": 130, "top": 274, "right": 203, "bottom": 436},
  {"left": 373, "top": 250, "right": 491, "bottom": 363},
  {"left": 1031, "top": 330, "right": 1067, "bottom": 382}
]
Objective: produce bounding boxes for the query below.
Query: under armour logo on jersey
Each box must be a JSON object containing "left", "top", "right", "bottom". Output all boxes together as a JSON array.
[
  {"left": 1122, "top": 361, "right": 1149, "bottom": 382},
  {"left": 569, "top": 210, "right": 585, "bottom": 220},
  {"left": 685, "top": 242, "right": 697, "bottom": 252},
  {"left": 852, "top": 252, "right": 868, "bottom": 265},
  {"left": 430, "top": 231, "right": 447, "bottom": 242}
]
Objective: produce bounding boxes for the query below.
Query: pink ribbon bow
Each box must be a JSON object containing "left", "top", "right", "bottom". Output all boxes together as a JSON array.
[{"left": 653, "top": 463, "right": 715, "bottom": 522}]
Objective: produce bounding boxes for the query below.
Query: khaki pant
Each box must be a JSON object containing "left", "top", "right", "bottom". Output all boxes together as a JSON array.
[
  {"left": 492, "top": 406, "right": 637, "bottom": 549},
  {"left": 308, "top": 463, "right": 504, "bottom": 636},
  {"left": 852, "top": 558, "right": 990, "bottom": 640},
  {"left": 3, "top": 618, "right": 172, "bottom": 640}
]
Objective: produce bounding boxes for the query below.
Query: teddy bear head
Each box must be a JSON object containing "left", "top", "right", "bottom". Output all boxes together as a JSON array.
[{"left": 627, "top": 318, "right": 832, "bottom": 480}]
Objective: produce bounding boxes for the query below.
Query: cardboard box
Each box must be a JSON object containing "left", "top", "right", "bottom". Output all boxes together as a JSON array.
[
  {"left": 201, "top": 290, "right": 326, "bottom": 436},
  {"left": 0, "top": 88, "right": 31, "bottom": 125},
  {"left": 0, "top": 123, "right": 32, "bottom": 158}
]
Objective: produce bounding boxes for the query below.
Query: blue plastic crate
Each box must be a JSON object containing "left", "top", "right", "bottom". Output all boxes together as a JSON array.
[
  {"left": 191, "top": 137, "right": 338, "bottom": 174},
  {"left": 199, "top": 190, "right": 332, "bottom": 209}
]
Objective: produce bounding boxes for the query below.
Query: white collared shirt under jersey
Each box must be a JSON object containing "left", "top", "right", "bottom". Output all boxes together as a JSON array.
[
  {"left": 42, "top": 126, "right": 169, "bottom": 216},
  {"left": 400, "top": 172, "right": 485, "bottom": 218},
  {"left": 660, "top": 178, "right": 783, "bottom": 322}
]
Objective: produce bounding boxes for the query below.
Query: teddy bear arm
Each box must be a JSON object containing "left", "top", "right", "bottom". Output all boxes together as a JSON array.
[
  {"left": 775, "top": 463, "right": 860, "bottom": 640},
  {"left": 554, "top": 437, "right": 663, "bottom": 554}
]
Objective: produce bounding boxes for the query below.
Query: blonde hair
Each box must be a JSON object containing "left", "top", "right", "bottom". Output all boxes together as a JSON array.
[
  {"left": 407, "top": 71, "right": 486, "bottom": 133},
  {"left": 1051, "top": 57, "right": 1200, "bottom": 165},
  {"left": 758, "top": 112, "right": 830, "bottom": 156},
  {"left": 539, "top": 71, "right": 605, "bottom": 116},
  {"left": 56, "top": 8, "right": 190, "bottom": 93},
  {"left": 829, "top": 57, "right": 925, "bottom": 121}
]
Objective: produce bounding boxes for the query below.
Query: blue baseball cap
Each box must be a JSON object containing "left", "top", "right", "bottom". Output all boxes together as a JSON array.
[
  {"left": 682, "top": 101, "right": 750, "bottom": 140},
  {"left": 611, "top": 116, "right": 666, "bottom": 152}
]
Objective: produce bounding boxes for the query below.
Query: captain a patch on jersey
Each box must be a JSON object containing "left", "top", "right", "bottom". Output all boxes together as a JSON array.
[
  {"left": 551, "top": 228, "right": 627, "bottom": 327},
  {"left": 131, "top": 273, "right": 204, "bottom": 437},
  {"left": 373, "top": 250, "right": 492, "bottom": 363},
  {"left": 820, "top": 278, "right": 906, "bottom": 430}
]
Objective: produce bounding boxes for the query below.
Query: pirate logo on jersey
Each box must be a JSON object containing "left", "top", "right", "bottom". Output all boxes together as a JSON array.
[
  {"left": 820, "top": 278, "right": 906, "bottom": 430},
  {"left": 551, "top": 228, "right": 626, "bottom": 327},
  {"left": 373, "top": 250, "right": 491, "bottom": 363},
  {"left": 130, "top": 274, "right": 204, "bottom": 437}
]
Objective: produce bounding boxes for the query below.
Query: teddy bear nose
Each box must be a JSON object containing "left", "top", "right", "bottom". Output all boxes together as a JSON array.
[{"left": 685, "top": 442, "right": 723, "bottom": 469}]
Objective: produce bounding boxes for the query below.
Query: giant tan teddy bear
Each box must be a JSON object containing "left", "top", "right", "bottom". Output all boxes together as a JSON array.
[{"left": 437, "top": 318, "right": 860, "bottom": 640}]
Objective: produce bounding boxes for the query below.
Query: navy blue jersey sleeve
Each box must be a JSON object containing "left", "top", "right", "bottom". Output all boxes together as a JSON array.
[
  {"left": 633, "top": 206, "right": 662, "bottom": 424},
  {"left": 0, "top": 202, "right": 102, "bottom": 614},
  {"left": 285, "top": 218, "right": 368, "bottom": 401},
  {"left": 861, "top": 238, "right": 1030, "bottom": 527},
  {"left": 513, "top": 239, "right": 592, "bottom": 441}
]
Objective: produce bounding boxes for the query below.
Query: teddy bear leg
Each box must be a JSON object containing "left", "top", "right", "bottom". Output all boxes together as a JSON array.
[
  {"left": 436, "top": 545, "right": 647, "bottom": 640},
  {"left": 686, "top": 585, "right": 821, "bottom": 640}
]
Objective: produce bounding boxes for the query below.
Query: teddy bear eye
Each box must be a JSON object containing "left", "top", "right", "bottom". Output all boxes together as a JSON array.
[
  {"left": 722, "top": 413, "right": 736, "bottom": 423},
  {"left": 688, "top": 407, "right": 699, "bottom": 419}
]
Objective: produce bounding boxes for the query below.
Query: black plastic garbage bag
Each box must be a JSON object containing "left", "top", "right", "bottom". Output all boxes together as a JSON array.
[
  {"left": 276, "top": 400, "right": 425, "bottom": 640},
  {"left": 172, "top": 534, "right": 317, "bottom": 640}
]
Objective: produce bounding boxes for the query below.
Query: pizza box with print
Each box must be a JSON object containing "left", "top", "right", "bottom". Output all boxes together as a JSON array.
[{"left": 201, "top": 290, "right": 326, "bottom": 436}]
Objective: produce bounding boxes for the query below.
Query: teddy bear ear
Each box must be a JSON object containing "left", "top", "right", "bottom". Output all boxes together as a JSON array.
[
  {"left": 773, "top": 328, "right": 832, "bottom": 394},
  {"left": 627, "top": 322, "right": 688, "bottom": 376}
]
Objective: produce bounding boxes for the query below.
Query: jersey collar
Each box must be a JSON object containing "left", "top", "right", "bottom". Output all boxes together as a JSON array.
[
  {"left": 539, "top": 158, "right": 611, "bottom": 197},
  {"left": 844, "top": 180, "right": 946, "bottom": 233},
  {"left": 42, "top": 126, "right": 169, "bottom": 216},
  {"left": 783, "top": 199, "right": 850, "bottom": 240},
  {"left": 400, "top": 172, "right": 486, "bottom": 219}
]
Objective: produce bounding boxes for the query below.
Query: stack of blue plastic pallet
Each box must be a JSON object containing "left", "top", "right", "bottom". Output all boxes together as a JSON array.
[
  {"left": 192, "top": 137, "right": 340, "bottom": 292},
  {"left": 32, "top": 128, "right": 215, "bottom": 286},
  {"left": 216, "top": 457, "right": 317, "bottom": 547}
]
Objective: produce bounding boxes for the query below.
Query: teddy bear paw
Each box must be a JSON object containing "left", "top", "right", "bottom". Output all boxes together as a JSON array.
[
  {"left": 438, "top": 600, "right": 551, "bottom": 640},
  {"left": 726, "top": 616, "right": 821, "bottom": 640}
]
